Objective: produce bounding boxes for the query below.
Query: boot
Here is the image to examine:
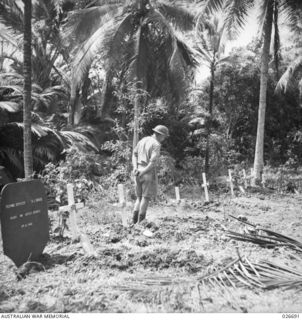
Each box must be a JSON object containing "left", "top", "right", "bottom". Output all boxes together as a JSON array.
[
  {"left": 132, "top": 211, "right": 139, "bottom": 224},
  {"left": 138, "top": 212, "right": 146, "bottom": 223}
]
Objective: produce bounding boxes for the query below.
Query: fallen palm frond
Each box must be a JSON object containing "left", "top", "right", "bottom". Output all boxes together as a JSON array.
[
  {"left": 227, "top": 215, "right": 302, "bottom": 253},
  {"left": 198, "top": 256, "right": 302, "bottom": 291},
  {"left": 112, "top": 275, "right": 191, "bottom": 293},
  {"left": 112, "top": 255, "right": 302, "bottom": 294}
]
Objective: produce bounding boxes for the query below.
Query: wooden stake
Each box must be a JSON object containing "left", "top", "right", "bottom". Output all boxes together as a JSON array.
[
  {"left": 67, "top": 183, "right": 80, "bottom": 240},
  {"left": 202, "top": 172, "right": 210, "bottom": 202},
  {"left": 65, "top": 184, "right": 97, "bottom": 257},
  {"left": 228, "top": 169, "right": 234, "bottom": 197},
  {"left": 175, "top": 186, "right": 180, "bottom": 203}
]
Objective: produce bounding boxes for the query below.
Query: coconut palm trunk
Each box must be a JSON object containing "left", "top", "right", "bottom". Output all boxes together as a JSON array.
[
  {"left": 23, "top": 0, "right": 33, "bottom": 179},
  {"left": 133, "top": 93, "right": 140, "bottom": 149},
  {"left": 205, "top": 64, "right": 215, "bottom": 174},
  {"left": 253, "top": 0, "right": 273, "bottom": 185},
  {"left": 132, "top": 23, "right": 143, "bottom": 149}
]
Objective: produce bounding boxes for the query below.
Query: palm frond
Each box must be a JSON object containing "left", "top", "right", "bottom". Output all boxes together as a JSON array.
[
  {"left": 273, "top": 0, "right": 281, "bottom": 78},
  {"left": 89, "top": 0, "right": 126, "bottom": 6},
  {"left": 33, "top": 134, "right": 64, "bottom": 162},
  {"left": 176, "top": 38, "right": 198, "bottom": 67},
  {"left": 217, "top": 55, "right": 235, "bottom": 65},
  {"left": 33, "top": 85, "right": 69, "bottom": 110},
  {"left": 0, "top": 85, "right": 23, "bottom": 95},
  {"left": 195, "top": 13, "right": 229, "bottom": 68},
  {"left": 0, "top": 72, "right": 24, "bottom": 86},
  {"left": 202, "top": 0, "right": 225, "bottom": 15},
  {"left": 33, "top": 1, "right": 57, "bottom": 22},
  {"left": 64, "top": 5, "right": 121, "bottom": 45},
  {"left": 71, "top": 17, "right": 119, "bottom": 89},
  {"left": 0, "top": 101, "right": 20, "bottom": 113},
  {"left": 156, "top": 2, "right": 195, "bottom": 31},
  {"left": 0, "top": 0, "right": 24, "bottom": 34},
  {"left": 169, "top": 43, "right": 187, "bottom": 99},
  {"left": 195, "top": 14, "right": 224, "bottom": 56},
  {"left": 224, "top": 0, "right": 254, "bottom": 38},
  {"left": 72, "top": 125, "right": 104, "bottom": 149},
  {"left": 104, "top": 13, "right": 136, "bottom": 68},
  {"left": 0, "top": 147, "right": 23, "bottom": 172},
  {"left": 275, "top": 57, "right": 302, "bottom": 94},
  {"left": 198, "top": 255, "right": 302, "bottom": 290},
  {"left": 0, "top": 27, "right": 19, "bottom": 47},
  {"left": 145, "top": 10, "right": 195, "bottom": 101},
  {"left": 60, "top": 130, "right": 98, "bottom": 151},
  {"left": 195, "top": 44, "right": 213, "bottom": 64},
  {"left": 279, "top": 0, "right": 302, "bottom": 33},
  {"left": 127, "top": 25, "right": 149, "bottom": 86},
  {"left": 227, "top": 214, "right": 302, "bottom": 252}
]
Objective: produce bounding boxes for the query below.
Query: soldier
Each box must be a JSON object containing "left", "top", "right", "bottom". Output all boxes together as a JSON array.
[{"left": 132, "top": 125, "right": 169, "bottom": 224}]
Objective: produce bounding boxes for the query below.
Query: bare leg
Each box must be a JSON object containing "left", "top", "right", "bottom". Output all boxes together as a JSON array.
[{"left": 139, "top": 197, "right": 150, "bottom": 222}]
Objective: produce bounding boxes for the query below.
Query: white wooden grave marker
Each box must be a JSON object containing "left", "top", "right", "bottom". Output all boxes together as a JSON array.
[
  {"left": 59, "top": 183, "right": 97, "bottom": 257},
  {"left": 118, "top": 183, "right": 125, "bottom": 206},
  {"left": 242, "top": 169, "right": 248, "bottom": 188},
  {"left": 239, "top": 186, "right": 246, "bottom": 194},
  {"left": 202, "top": 172, "right": 210, "bottom": 202},
  {"left": 261, "top": 173, "right": 266, "bottom": 188},
  {"left": 228, "top": 169, "right": 235, "bottom": 197},
  {"left": 117, "top": 184, "right": 127, "bottom": 226},
  {"left": 66, "top": 183, "right": 81, "bottom": 240},
  {"left": 175, "top": 186, "right": 180, "bottom": 203}
]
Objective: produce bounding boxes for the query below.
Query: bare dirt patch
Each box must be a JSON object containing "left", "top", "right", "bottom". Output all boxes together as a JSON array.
[{"left": 0, "top": 191, "right": 302, "bottom": 313}]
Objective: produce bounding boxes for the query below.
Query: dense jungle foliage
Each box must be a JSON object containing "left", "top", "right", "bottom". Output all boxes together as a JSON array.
[{"left": 0, "top": 0, "right": 302, "bottom": 202}]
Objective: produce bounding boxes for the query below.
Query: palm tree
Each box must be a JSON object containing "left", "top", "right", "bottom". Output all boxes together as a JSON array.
[
  {"left": 65, "top": 0, "right": 196, "bottom": 147},
  {"left": 276, "top": 14, "right": 302, "bottom": 101},
  {"left": 23, "top": 0, "right": 33, "bottom": 179},
  {"left": 195, "top": 13, "right": 231, "bottom": 174},
  {"left": 202, "top": 0, "right": 302, "bottom": 184},
  {"left": 0, "top": 0, "right": 71, "bottom": 89},
  {"left": 0, "top": 88, "right": 98, "bottom": 178},
  {"left": 276, "top": 57, "right": 302, "bottom": 102}
]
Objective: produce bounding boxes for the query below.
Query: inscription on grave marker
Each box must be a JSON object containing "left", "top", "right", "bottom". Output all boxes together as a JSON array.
[{"left": 0, "top": 180, "right": 49, "bottom": 267}]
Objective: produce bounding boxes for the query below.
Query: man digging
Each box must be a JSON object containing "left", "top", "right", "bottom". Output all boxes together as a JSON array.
[{"left": 132, "top": 125, "right": 169, "bottom": 224}]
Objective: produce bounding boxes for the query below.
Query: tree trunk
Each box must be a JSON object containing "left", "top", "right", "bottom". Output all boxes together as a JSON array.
[
  {"left": 23, "top": 0, "right": 33, "bottom": 180},
  {"left": 133, "top": 93, "right": 140, "bottom": 150},
  {"left": 205, "top": 65, "right": 215, "bottom": 175},
  {"left": 132, "top": 25, "right": 143, "bottom": 149},
  {"left": 253, "top": 0, "right": 273, "bottom": 185}
]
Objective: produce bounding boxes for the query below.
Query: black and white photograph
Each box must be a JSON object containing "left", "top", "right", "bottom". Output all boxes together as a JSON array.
[{"left": 0, "top": 0, "right": 302, "bottom": 316}]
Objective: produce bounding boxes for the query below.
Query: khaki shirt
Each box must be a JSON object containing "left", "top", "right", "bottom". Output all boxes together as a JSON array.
[{"left": 133, "top": 136, "right": 161, "bottom": 167}]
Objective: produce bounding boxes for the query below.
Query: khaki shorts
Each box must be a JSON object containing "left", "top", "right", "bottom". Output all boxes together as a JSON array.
[{"left": 135, "top": 167, "right": 157, "bottom": 199}]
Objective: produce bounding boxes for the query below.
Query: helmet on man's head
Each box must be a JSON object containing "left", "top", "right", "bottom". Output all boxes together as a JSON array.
[{"left": 152, "top": 125, "right": 169, "bottom": 137}]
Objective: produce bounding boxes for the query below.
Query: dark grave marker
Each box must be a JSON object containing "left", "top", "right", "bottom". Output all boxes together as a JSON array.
[{"left": 0, "top": 180, "right": 49, "bottom": 267}]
